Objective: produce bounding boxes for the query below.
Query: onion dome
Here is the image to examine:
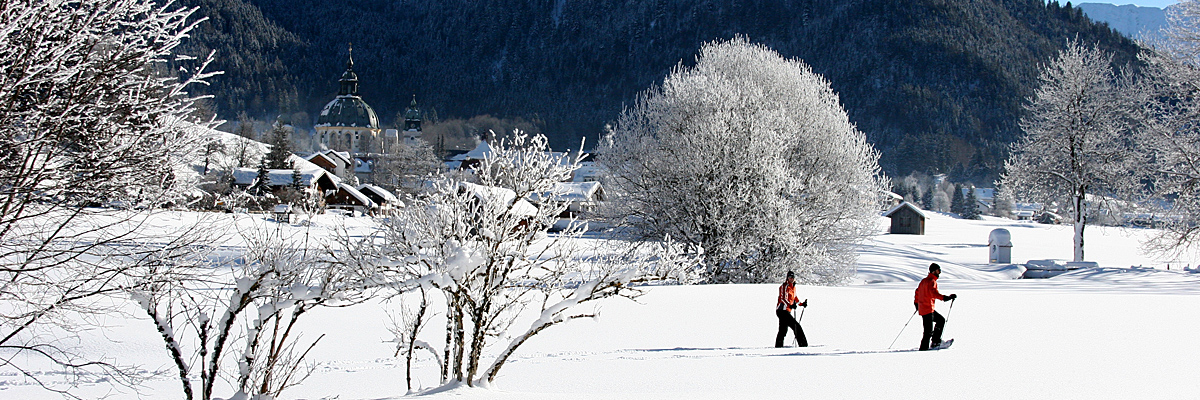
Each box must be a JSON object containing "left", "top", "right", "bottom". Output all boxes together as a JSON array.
[{"left": 316, "top": 45, "right": 379, "bottom": 129}]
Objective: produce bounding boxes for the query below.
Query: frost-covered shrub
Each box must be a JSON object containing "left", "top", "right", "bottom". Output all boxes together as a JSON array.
[
  {"left": 600, "top": 37, "right": 887, "bottom": 284},
  {"left": 345, "top": 133, "right": 690, "bottom": 389}
]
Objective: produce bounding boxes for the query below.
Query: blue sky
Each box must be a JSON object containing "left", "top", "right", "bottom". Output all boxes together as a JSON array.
[{"left": 1074, "top": 0, "right": 1179, "bottom": 8}]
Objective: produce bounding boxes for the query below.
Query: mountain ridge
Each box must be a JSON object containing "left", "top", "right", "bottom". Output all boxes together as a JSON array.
[
  {"left": 1077, "top": 2, "right": 1167, "bottom": 41},
  {"left": 178, "top": 0, "right": 1142, "bottom": 183}
]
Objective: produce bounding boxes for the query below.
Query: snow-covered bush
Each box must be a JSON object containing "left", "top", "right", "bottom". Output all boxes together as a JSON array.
[
  {"left": 135, "top": 221, "right": 364, "bottom": 400},
  {"left": 599, "top": 37, "right": 887, "bottom": 284},
  {"left": 344, "top": 132, "right": 690, "bottom": 389}
]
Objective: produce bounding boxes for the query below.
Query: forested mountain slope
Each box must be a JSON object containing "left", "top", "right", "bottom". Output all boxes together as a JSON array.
[{"left": 178, "top": 0, "right": 1140, "bottom": 182}]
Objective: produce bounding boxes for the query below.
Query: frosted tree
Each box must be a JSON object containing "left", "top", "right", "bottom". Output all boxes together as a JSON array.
[
  {"left": 372, "top": 139, "right": 441, "bottom": 196},
  {"left": 1137, "top": 1, "right": 1200, "bottom": 256},
  {"left": 1001, "top": 40, "right": 1141, "bottom": 262},
  {"left": 599, "top": 37, "right": 887, "bottom": 284},
  {"left": 342, "top": 132, "right": 690, "bottom": 390},
  {"left": 1162, "top": 0, "right": 1200, "bottom": 60},
  {"left": 0, "top": 0, "right": 219, "bottom": 394}
]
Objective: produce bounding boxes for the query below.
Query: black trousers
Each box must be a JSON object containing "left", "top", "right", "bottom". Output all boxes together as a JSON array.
[
  {"left": 920, "top": 311, "right": 945, "bottom": 350},
  {"left": 775, "top": 308, "right": 808, "bottom": 348}
]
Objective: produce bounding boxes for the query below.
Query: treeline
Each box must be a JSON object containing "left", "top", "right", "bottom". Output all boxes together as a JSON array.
[{"left": 176, "top": 0, "right": 1140, "bottom": 182}]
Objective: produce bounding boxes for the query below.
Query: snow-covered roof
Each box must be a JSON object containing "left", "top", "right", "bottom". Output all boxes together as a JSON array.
[
  {"left": 530, "top": 181, "right": 603, "bottom": 203},
  {"left": 884, "top": 201, "right": 926, "bottom": 218},
  {"left": 1012, "top": 209, "right": 1036, "bottom": 218},
  {"left": 290, "top": 154, "right": 322, "bottom": 171},
  {"left": 459, "top": 182, "right": 538, "bottom": 217},
  {"left": 333, "top": 183, "right": 375, "bottom": 208},
  {"left": 451, "top": 140, "right": 494, "bottom": 161},
  {"left": 306, "top": 150, "right": 352, "bottom": 167},
  {"left": 354, "top": 158, "right": 372, "bottom": 173},
  {"left": 962, "top": 187, "right": 995, "bottom": 201},
  {"left": 356, "top": 184, "right": 400, "bottom": 204},
  {"left": 572, "top": 161, "right": 604, "bottom": 182},
  {"left": 232, "top": 161, "right": 338, "bottom": 188},
  {"left": 511, "top": 199, "right": 538, "bottom": 216}
]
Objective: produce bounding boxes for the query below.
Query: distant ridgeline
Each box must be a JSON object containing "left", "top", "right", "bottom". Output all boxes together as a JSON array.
[
  {"left": 176, "top": 0, "right": 1140, "bottom": 183},
  {"left": 1076, "top": 2, "right": 1168, "bottom": 42}
]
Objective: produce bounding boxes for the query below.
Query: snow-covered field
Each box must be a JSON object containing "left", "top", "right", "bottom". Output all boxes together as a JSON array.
[{"left": 5, "top": 211, "right": 1200, "bottom": 399}]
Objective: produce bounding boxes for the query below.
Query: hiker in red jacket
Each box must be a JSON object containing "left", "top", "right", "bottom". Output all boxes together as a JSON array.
[
  {"left": 914, "top": 263, "right": 956, "bottom": 350},
  {"left": 775, "top": 270, "right": 808, "bottom": 348}
]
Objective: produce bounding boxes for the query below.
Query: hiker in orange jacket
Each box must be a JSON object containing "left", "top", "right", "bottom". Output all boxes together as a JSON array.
[
  {"left": 914, "top": 263, "right": 956, "bottom": 351},
  {"left": 775, "top": 270, "right": 808, "bottom": 348}
]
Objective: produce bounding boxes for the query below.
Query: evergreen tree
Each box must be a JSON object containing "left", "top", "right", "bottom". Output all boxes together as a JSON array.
[
  {"left": 252, "top": 159, "right": 271, "bottom": 196},
  {"left": 951, "top": 183, "right": 965, "bottom": 216},
  {"left": 291, "top": 163, "right": 304, "bottom": 191},
  {"left": 265, "top": 121, "right": 293, "bottom": 169},
  {"left": 964, "top": 186, "right": 981, "bottom": 220},
  {"left": 921, "top": 187, "right": 934, "bottom": 210}
]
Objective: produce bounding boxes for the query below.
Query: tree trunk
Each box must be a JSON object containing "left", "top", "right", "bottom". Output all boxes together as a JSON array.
[
  {"left": 1073, "top": 191, "right": 1086, "bottom": 262},
  {"left": 451, "top": 298, "right": 465, "bottom": 383}
]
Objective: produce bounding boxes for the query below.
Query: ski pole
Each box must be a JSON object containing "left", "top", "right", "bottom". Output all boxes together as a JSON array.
[
  {"left": 797, "top": 299, "right": 808, "bottom": 323},
  {"left": 791, "top": 308, "right": 800, "bottom": 347},
  {"left": 942, "top": 298, "right": 956, "bottom": 336},
  {"left": 945, "top": 298, "right": 955, "bottom": 322},
  {"left": 888, "top": 310, "right": 918, "bottom": 349}
]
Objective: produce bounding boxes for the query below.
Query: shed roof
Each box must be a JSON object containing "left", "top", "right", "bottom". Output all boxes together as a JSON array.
[
  {"left": 884, "top": 202, "right": 926, "bottom": 219},
  {"left": 357, "top": 184, "right": 400, "bottom": 204}
]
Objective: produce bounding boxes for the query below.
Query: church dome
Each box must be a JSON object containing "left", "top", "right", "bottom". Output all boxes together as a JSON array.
[
  {"left": 316, "top": 44, "right": 379, "bottom": 129},
  {"left": 316, "top": 95, "right": 379, "bottom": 129}
]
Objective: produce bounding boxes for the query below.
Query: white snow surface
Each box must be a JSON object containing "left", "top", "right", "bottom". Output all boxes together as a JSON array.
[{"left": 5, "top": 211, "right": 1200, "bottom": 399}]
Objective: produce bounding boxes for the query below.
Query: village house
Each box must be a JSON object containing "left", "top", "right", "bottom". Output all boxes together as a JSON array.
[
  {"left": 356, "top": 184, "right": 402, "bottom": 214},
  {"left": 325, "top": 183, "right": 376, "bottom": 216},
  {"left": 231, "top": 155, "right": 339, "bottom": 199}
]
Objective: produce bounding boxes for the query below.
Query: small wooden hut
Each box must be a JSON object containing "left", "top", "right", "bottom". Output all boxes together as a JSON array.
[{"left": 885, "top": 202, "right": 926, "bottom": 235}]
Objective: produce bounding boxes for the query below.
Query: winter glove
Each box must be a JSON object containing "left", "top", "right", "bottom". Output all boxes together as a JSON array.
[
  {"left": 945, "top": 294, "right": 957, "bottom": 301},
  {"left": 800, "top": 302, "right": 807, "bottom": 308},
  {"left": 914, "top": 302, "right": 919, "bottom": 311},
  {"left": 791, "top": 302, "right": 800, "bottom": 310}
]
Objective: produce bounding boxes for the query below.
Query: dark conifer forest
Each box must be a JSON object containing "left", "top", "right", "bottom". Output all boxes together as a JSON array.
[{"left": 175, "top": 0, "right": 1141, "bottom": 182}]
